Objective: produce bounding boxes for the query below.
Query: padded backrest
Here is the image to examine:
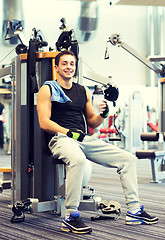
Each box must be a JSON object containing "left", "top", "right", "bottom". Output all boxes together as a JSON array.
[{"left": 41, "top": 130, "right": 52, "bottom": 156}]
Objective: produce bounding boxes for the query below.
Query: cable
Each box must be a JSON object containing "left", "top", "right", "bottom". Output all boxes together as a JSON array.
[
  {"left": 82, "top": 59, "right": 95, "bottom": 72},
  {"left": 113, "top": 113, "right": 121, "bottom": 136},
  {"left": 0, "top": 47, "right": 16, "bottom": 64}
]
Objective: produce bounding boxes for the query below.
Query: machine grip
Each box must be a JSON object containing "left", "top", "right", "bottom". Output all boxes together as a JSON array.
[
  {"left": 141, "top": 132, "right": 159, "bottom": 141},
  {"left": 140, "top": 132, "right": 165, "bottom": 141}
]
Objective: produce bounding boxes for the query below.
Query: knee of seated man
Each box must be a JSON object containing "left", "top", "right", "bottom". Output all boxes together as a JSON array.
[
  {"left": 120, "top": 150, "right": 137, "bottom": 165},
  {"left": 125, "top": 152, "right": 137, "bottom": 166},
  {"left": 117, "top": 153, "right": 137, "bottom": 174},
  {"left": 69, "top": 153, "right": 87, "bottom": 169}
]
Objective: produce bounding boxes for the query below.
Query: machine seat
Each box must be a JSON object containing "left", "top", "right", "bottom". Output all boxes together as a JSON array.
[
  {"left": 136, "top": 150, "right": 165, "bottom": 183},
  {"left": 41, "top": 130, "right": 66, "bottom": 165},
  {"left": 52, "top": 155, "right": 65, "bottom": 165},
  {"left": 136, "top": 150, "right": 165, "bottom": 159}
]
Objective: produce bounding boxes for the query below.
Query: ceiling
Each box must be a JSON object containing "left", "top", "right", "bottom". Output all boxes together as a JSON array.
[{"left": 116, "top": 0, "right": 165, "bottom": 6}]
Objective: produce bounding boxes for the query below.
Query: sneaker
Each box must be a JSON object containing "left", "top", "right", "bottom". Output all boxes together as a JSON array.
[
  {"left": 125, "top": 205, "right": 159, "bottom": 225},
  {"left": 61, "top": 211, "right": 92, "bottom": 234}
]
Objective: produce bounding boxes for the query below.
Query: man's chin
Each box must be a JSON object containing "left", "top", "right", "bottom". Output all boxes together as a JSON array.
[{"left": 64, "top": 75, "right": 74, "bottom": 80}]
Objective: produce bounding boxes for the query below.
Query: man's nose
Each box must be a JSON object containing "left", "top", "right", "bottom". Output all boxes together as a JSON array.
[{"left": 67, "top": 64, "right": 72, "bottom": 68}]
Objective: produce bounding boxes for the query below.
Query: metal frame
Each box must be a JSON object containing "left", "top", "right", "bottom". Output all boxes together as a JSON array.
[
  {"left": 0, "top": 65, "right": 12, "bottom": 78},
  {"left": 150, "top": 155, "right": 165, "bottom": 183},
  {"left": 109, "top": 34, "right": 165, "bottom": 137}
]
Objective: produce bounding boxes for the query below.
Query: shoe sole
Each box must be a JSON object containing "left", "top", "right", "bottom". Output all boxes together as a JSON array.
[
  {"left": 61, "top": 227, "right": 92, "bottom": 234},
  {"left": 125, "top": 219, "right": 159, "bottom": 225},
  {"left": 125, "top": 214, "right": 159, "bottom": 225}
]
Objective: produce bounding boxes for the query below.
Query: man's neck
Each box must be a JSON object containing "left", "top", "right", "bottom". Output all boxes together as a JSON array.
[{"left": 56, "top": 77, "right": 73, "bottom": 89}]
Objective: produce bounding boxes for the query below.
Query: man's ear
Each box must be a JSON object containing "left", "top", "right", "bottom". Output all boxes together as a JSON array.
[{"left": 55, "top": 65, "right": 58, "bottom": 73}]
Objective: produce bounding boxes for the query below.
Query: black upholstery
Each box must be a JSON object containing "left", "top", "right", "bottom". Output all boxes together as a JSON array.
[
  {"left": 136, "top": 150, "right": 165, "bottom": 159},
  {"left": 140, "top": 132, "right": 165, "bottom": 141},
  {"left": 41, "top": 130, "right": 65, "bottom": 164}
]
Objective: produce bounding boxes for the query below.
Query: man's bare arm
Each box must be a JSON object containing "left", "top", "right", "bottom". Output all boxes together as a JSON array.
[
  {"left": 84, "top": 87, "right": 107, "bottom": 129},
  {"left": 37, "top": 85, "right": 69, "bottom": 135}
]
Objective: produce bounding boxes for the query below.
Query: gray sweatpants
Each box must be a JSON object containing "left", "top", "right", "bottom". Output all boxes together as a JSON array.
[{"left": 49, "top": 133, "right": 140, "bottom": 216}]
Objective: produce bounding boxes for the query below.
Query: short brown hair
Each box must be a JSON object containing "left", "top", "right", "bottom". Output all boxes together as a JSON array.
[{"left": 55, "top": 50, "right": 76, "bottom": 66}]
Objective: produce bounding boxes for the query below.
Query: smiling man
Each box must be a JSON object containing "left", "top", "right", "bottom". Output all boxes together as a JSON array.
[{"left": 37, "top": 50, "right": 158, "bottom": 234}]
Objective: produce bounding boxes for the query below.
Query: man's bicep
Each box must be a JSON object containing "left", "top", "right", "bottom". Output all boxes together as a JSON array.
[
  {"left": 37, "top": 86, "right": 52, "bottom": 123},
  {"left": 84, "top": 87, "right": 95, "bottom": 123}
]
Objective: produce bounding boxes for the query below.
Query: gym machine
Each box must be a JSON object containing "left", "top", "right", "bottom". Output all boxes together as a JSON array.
[
  {"left": 3, "top": 49, "right": 102, "bottom": 222},
  {"left": 108, "top": 34, "right": 165, "bottom": 182},
  {"left": 0, "top": 27, "right": 121, "bottom": 222}
]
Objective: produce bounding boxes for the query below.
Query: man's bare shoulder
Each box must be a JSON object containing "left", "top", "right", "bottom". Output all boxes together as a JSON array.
[
  {"left": 38, "top": 84, "right": 50, "bottom": 94},
  {"left": 37, "top": 85, "right": 51, "bottom": 101},
  {"left": 84, "top": 86, "right": 91, "bottom": 100}
]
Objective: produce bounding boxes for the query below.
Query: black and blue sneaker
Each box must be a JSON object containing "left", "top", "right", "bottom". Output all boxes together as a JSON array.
[
  {"left": 125, "top": 205, "right": 159, "bottom": 225},
  {"left": 61, "top": 211, "right": 92, "bottom": 234}
]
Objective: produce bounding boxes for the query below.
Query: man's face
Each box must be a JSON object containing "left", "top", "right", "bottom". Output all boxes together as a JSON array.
[{"left": 55, "top": 54, "right": 76, "bottom": 80}]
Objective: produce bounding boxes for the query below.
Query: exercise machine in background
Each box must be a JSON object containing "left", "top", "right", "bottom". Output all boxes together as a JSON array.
[{"left": 108, "top": 34, "right": 165, "bottom": 182}]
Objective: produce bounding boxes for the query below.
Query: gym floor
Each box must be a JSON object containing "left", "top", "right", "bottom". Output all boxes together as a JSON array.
[{"left": 0, "top": 149, "right": 165, "bottom": 240}]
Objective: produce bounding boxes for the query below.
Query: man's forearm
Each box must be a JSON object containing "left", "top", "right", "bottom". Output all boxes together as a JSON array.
[
  {"left": 87, "top": 114, "right": 104, "bottom": 129},
  {"left": 40, "top": 119, "right": 69, "bottom": 135}
]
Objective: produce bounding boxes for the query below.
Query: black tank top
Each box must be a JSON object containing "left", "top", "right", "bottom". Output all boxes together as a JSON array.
[{"left": 50, "top": 82, "right": 87, "bottom": 133}]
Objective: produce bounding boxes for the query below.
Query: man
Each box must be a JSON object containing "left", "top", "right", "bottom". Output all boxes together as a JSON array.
[{"left": 37, "top": 50, "right": 158, "bottom": 234}]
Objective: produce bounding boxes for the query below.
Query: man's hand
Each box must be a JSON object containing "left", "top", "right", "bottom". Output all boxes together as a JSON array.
[
  {"left": 99, "top": 100, "right": 109, "bottom": 118},
  {"left": 67, "top": 129, "right": 85, "bottom": 142}
]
